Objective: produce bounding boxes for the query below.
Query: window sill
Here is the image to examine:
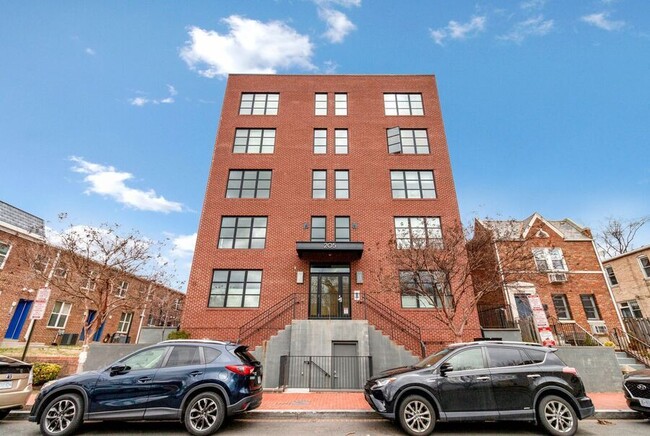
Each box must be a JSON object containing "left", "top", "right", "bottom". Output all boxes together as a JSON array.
[{"left": 557, "top": 319, "right": 575, "bottom": 323}]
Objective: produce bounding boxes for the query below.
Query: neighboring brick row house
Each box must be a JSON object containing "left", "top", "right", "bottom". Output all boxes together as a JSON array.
[
  {"left": 603, "top": 245, "right": 650, "bottom": 320},
  {"left": 474, "top": 213, "right": 624, "bottom": 344},
  {"left": 182, "top": 74, "right": 481, "bottom": 380},
  {"left": 0, "top": 201, "right": 184, "bottom": 346}
]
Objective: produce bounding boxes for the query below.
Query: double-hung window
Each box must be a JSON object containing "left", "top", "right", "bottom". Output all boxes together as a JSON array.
[
  {"left": 604, "top": 266, "right": 618, "bottom": 286},
  {"left": 311, "top": 217, "right": 326, "bottom": 241},
  {"left": 315, "top": 93, "right": 327, "bottom": 115},
  {"left": 335, "top": 93, "right": 347, "bottom": 115},
  {"left": 335, "top": 217, "right": 350, "bottom": 242},
  {"left": 390, "top": 170, "right": 436, "bottom": 199},
  {"left": 233, "top": 129, "right": 275, "bottom": 153},
  {"left": 580, "top": 294, "right": 600, "bottom": 320},
  {"left": 115, "top": 280, "right": 129, "bottom": 298},
  {"left": 226, "top": 170, "right": 271, "bottom": 198},
  {"left": 384, "top": 93, "right": 423, "bottom": 116},
  {"left": 218, "top": 217, "right": 267, "bottom": 249},
  {"left": 394, "top": 217, "right": 442, "bottom": 249},
  {"left": 620, "top": 300, "right": 643, "bottom": 319},
  {"left": 239, "top": 93, "right": 279, "bottom": 115},
  {"left": 209, "top": 270, "right": 262, "bottom": 308},
  {"left": 312, "top": 170, "right": 327, "bottom": 198},
  {"left": 117, "top": 312, "right": 133, "bottom": 333},
  {"left": 532, "top": 248, "right": 567, "bottom": 272},
  {"left": 639, "top": 255, "right": 650, "bottom": 278},
  {"left": 335, "top": 170, "right": 349, "bottom": 199},
  {"left": 313, "top": 129, "right": 327, "bottom": 154},
  {"left": 552, "top": 294, "right": 572, "bottom": 320},
  {"left": 335, "top": 129, "right": 348, "bottom": 154},
  {"left": 0, "top": 242, "right": 10, "bottom": 269},
  {"left": 47, "top": 301, "right": 72, "bottom": 328}
]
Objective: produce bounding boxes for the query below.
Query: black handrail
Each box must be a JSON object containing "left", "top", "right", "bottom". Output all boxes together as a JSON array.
[
  {"left": 364, "top": 293, "right": 426, "bottom": 357},
  {"left": 304, "top": 358, "right": 331, "bottom": 378},
  {"left": 612, "top": 327, "right": 650, "bottom": 368},
  {"left": 237, "top": 293, "right": 299, "bottom": 344}
]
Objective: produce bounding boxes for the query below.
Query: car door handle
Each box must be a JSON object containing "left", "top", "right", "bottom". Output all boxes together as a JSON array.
[
  {"left": 476, "top": 376, "right": 491, "bottom": 381},
  {"left": 190, "top": 371, "right": 203, "bottom": 377},
  {"left": 527, "top": 374, "right": 541, "bottom": 379},
  {"left": 137, "top": 376, "right": 152, "bottom": 383}
]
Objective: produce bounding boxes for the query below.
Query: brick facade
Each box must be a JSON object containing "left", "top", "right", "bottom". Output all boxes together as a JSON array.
[
  {"left": 603, "top": 245, "right": 650, "bottom": 319},
  {"left": 0, "top": 204, "right": 184, "bottom": 346},
  {"left": 475, "top": 214, "right": 624, "bottom": 343},
  {"left": 182, "top": 74, "right": 481, "bottom": 355}
]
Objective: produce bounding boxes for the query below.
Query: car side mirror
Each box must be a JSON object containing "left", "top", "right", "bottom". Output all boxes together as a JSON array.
[
  {"left": 110, "top": 364, "right": 130, "bottom": 375},
  {"left": 439, "top": 362, "right": 453, "bottom": 377}
]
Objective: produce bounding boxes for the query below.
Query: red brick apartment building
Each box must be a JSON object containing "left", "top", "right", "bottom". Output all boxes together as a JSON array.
[
  {"left": 182, "top": 74, "right": 481, "bottom": 386},
  {"left": 0, "top": 201, "right": 184, "bottom": 347},
  {"left": 474, "top": 213, "right": 624, "bottom": 345}
]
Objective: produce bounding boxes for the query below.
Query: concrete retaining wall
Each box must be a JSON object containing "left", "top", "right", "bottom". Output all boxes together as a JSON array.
[
  {"left": 85, "top": 343, "right": 148, "bottom": 371},
  {"left": 137, "top": 327, "right": 178, "bottom": 344},
  {"left": 555, "top": 346, "right": 623, "bottom": 392}
]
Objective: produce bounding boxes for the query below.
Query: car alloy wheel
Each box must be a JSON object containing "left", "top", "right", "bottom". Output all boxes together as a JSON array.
[
  {"left": 538, "top": 395, "right": 577, "bottom": 436},
  {"left": 184, "top": 392, "right": 225, "bottom": 436},
  {"left": 398, "top": 395, "right": 436, "bottom": 436},
  {"left": 40, "top": 393, "right": 83, "bottom": 436}
]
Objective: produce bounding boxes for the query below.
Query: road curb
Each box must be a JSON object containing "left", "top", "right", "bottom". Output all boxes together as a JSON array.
[{"left": 9, "top": 408, "right": 644, "bottom": 421}]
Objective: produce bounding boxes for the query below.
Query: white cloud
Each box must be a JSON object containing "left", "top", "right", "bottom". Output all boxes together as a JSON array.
[
  {"left": 319, "top": 8, "right": 356, "bottom": 43},
  {"left": 85, "top": 48, "right": 96, "bottom": 55},
  {"left": 129, "top": 85, "right": 177, "bottom": 106},
  {"left": 170, "top": 233, "right": 197, "bottom": 257},
  {"left": 581, "top": 12, "right": 625, "bottom": 31},
  {"left": 430, "top": 16, "right": 486, "bottom": 46},
  {"left": 70, "top": 156, "right": 184, "bottom": 213},
  {"left": 316, "top": 0, "right": 361, "bottom": 6},
  {"left": 520, "top": 0, "right": 546, "bottom": 10},
  {"left": 180, "top": 16, "right": 315, "bottom": 78},
  {"left": 498, "top": 15, "right": 554, "bottom": 43}
]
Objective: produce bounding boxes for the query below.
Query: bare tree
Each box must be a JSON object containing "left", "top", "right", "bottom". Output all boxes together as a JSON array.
[
  {"left": 374, "top": 220, "right": 532, "bottom": 343},
  {"left": 26, "top": 223, "right": 173, "bottom": 352},
  {"left": 596, "top": 216, "right": 650, "bottom": 259}
]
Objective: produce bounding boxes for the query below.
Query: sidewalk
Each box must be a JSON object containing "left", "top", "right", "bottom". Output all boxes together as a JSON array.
[{"left": 16, "top": 390, "right": 639, "bottom": 420}]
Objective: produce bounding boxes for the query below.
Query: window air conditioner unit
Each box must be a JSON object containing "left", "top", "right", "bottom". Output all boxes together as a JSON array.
[
  {"left": 548, "top": 273, "right": 568, "bottom": 283},
  {"left": 590, "top": 322, "right": 608, "bottom": 335}
]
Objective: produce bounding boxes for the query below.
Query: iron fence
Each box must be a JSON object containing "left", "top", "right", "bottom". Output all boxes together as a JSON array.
[{"left": 279, "top": 355, "right": 372, "bottom": 390}]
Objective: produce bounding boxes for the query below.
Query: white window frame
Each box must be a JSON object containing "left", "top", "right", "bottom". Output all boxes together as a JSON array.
[
  {"left": 315, "top": 93, "right": 327, "bottom": 116},
  {"left": 335, "top": 129, "right": 348, "bottom": 154},
  {"left": 80, "top": 271, "right": 97, "bottom": 291},
  {"left": 580, "top": 294, "right": 601, "bottom": 320},
  {"left": 233, "top": 128, "right": 276, "bottom": 154},
  {"left": 532, "top": 248, "right": 568, "bottom": 272},
  {"left": 604, "top": 265, "right": 618, "bottom": 286},
  {"left": 638, "top": 255, "right": 650, "bottom": 279},
  {"left": 551, "top": 294, "right": 572, "bottom": 320},
  {"left": 173, "top": 298, "right": 182, "bottom": 311},
  {"left": 384, "top": 93, "right": 424, "bottom": 116},
  {"left": 334, "top": 93, "right": 347, "bottom": 116},
  {"left": 394, "top": 217, "right": 443, "bottom": 249},
  {"left": 47, "top": 301, "right": 72, "bottom": 328},
  {"left": 619, "top": 300, "right": 643, "bottom": 319},
  {"left": 53, "top": 262, "right": 68, "bottom": 279},
  {"left": 117, "top": 312, "right": 133, "bottom": 333},
  {"left": 313, "top": 129, "right": 327, "bottom": 154},
  {"left": 34, "top": 255, "right": 49, "bottom": 274},
  {"left": 115, "top": 280, "right": 129, "bottom": 298},
  {"left": 335, "top": 170, "right": 349, "bottom": 199},
  {"left": 239, "top": 93, "right": 279, "bottom": 115},
  {"left": 0, "top": 241, "right": 11, "bottom": 269}
]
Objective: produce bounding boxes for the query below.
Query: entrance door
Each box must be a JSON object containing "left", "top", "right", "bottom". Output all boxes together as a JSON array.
[
  {"left": 5, "top": 299, "right": 33, "bottom": 340},
  {"left": 309, "top": 265, "right": 351, "bottom": 319},
  {"left": 332, "top": 342, "right": 359, "bottom": 389}
]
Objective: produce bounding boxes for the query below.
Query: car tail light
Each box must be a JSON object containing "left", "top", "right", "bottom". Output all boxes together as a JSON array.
[
  {"left": 28, "top": 369, "right": 33, "bottom": 386},
  {"left": 562, "top": 367, "right": 578, "bottom": 376},
  {"left": 226, "top": 365, "right": 255, "bottom": 376}
]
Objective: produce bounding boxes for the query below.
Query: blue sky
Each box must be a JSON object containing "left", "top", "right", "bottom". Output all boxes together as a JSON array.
[{"left": 1, "top": 0, "right": 648, "bottom": 290}]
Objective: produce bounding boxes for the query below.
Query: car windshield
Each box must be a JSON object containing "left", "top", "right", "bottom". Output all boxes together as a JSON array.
[{"left": 413, "top": 347, "right": 454, "bottom": 368}]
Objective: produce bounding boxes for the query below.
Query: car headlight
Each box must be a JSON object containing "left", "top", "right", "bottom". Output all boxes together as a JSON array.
[{"left": 373, "top": 377, "right": 396, "bottom": 389}]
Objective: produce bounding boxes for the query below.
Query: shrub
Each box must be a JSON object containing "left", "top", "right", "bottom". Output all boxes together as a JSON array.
[
  {"left": 33, "top": 362, "right": 62, "bottom": 385},
  {"left": 167, "top": 330, "right": 190, "bottom": 340},
  {"left": 604, "top": 340, "right": 615, "bottom": 347}
]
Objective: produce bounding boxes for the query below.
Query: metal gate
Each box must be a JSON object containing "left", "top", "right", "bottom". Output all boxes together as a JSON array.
[{"left": 279, "top": 355, "right": 372, "bottom": 390}]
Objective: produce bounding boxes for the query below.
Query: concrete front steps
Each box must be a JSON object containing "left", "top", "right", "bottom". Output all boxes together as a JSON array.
[
  {"left": 251, "top": 319, "right": 419, "bottom": 389},
  {"left": 615, "top": 351, "right": 647, "bottom": 372}
]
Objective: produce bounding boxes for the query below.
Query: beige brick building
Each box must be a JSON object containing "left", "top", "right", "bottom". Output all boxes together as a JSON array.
[{"left": 603, "top": 245, "right": 650, "bottom": 319}]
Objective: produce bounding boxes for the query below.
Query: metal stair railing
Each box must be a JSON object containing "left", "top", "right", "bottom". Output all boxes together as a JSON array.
[
  {"left": 237, "top": 293, "right": 302, "bottom": 346},
  {"left": 548, "top": 318, "right": 604, "bottom": 346},
  {"left": 363, "top": 293, "right": 426, "bottom": 358},
  {"left": 612, "top": 328, "right": 650, "bottom": 368}
]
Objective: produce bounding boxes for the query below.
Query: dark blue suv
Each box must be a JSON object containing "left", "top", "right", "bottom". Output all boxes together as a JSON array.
[{"left": 29, "top": 340, "right": 263, "bottom": 436}]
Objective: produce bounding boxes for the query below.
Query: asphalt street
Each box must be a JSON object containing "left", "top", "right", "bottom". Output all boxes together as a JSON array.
[{"left": 3, "top": 417, "right": 649, "bottom": 435}]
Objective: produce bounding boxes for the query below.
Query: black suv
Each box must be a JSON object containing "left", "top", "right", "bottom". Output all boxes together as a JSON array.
[
  {"left": 623, "top": 369, "right": 650, "bottom": 417},
  {"left": 29, "top": 340, "right": 262, "bottom": 436},
  {"left": 364, "top": 341, "right": 594, "bottom": 436}
]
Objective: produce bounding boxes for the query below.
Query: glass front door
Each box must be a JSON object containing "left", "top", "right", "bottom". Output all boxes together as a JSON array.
[{"left": 309, "top": 265, "right": 351, "bottom": 319}]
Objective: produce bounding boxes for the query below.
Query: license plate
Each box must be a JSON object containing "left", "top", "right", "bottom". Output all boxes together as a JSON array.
[
  {"left": 0, "top": 381, "right": 12, "bottom": 390},
  {"left": 640, "top": 398, "right": 650, "bottom": 407}
]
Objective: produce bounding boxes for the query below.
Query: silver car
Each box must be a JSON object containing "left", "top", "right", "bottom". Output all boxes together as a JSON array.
[{"left": 0, "top": 355, "right": 33, "bottom": 420}]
